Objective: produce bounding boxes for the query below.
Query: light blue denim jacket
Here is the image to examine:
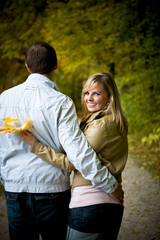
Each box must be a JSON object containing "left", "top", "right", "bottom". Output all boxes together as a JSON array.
[{"left": 0, "top": 73, "right": 118, "bottom": 193}]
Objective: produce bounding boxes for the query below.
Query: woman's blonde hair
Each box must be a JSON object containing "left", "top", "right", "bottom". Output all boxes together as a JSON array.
[{"left": 81, "top": 72, "right": 128, "bottom": 136}]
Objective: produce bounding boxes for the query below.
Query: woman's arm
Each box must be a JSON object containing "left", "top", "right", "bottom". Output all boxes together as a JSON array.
[
  {"left": 21, "top": 130, "right": 124, "bottom": 203},
  {"left": 21, "top": 131, "right": 75, "bottom": 172}
]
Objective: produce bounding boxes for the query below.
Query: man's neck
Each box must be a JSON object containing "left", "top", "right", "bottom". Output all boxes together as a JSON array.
[{"left": 43, "top": 72, "right": 53, "bottom": 80}]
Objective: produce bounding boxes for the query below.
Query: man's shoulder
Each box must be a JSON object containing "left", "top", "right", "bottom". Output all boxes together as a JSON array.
[
  {"left": 1, "top": 83, "right": 24, "bottom": 97},
  {"left": 43, "top": 88, "right": 73, "bottom": 105}
]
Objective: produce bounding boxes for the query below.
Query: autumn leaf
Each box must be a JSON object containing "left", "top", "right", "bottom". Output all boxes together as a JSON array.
[{"left": 0, "top": 117, "right": 32, "bottom": 134}]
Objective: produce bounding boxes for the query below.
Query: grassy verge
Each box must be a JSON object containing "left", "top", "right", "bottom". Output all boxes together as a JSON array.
[
  {"left": 128, "top": 134, "right": 160, "bottom": 180},
  {"left": 0, "top": 183, "right": 4, "bottom": 197}
]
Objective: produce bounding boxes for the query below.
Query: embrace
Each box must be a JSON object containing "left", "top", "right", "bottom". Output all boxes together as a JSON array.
[{"left": 0, "top": 42, "right": 128, "bottom": 240}]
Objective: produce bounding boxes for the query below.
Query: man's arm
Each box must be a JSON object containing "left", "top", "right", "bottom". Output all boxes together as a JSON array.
[
  {"left": 56, "top": 98, "right": 118, "bottom": 193},
  {"left": 29, "top": 139, "right": 123, "bottom": 203}
]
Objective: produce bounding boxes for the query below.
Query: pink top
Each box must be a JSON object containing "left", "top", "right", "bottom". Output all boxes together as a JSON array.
[{"left": 69, "top": 185, "right": 120, "bottom": 208}]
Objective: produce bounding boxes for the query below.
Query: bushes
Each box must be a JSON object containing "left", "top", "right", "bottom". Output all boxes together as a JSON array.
[{"left": 129, "top": 134, "right": 160, "bottom": 180}]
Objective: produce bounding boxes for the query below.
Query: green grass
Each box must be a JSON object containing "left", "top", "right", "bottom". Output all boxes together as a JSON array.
[
  {"left": 0, "top": 183, "right": 4, "bottom": 196},
  {"left": 128, "top": 134, "right": 160, "bottom": 180}
]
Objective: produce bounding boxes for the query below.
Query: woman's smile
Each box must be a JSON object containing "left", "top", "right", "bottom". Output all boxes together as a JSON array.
[{"left": 84, "top": 82, "right": 109, "bottom": 112}]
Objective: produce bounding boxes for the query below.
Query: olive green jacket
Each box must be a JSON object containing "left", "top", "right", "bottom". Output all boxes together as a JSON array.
[{"left": 30, "top": 108, "right": 128, "bottom": 187}]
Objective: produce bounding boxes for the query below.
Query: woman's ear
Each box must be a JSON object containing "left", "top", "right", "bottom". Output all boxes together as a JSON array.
[{"left": 25, "top": 63, "right": 32, "bottom": 73}]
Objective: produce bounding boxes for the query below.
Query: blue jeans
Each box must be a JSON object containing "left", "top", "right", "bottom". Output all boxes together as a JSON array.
[
  {"left": 4, "top": 190, "right": 71, "bottom": 240},
  {"left": 67, "top": 203, "right": 124, "bottom": 240}
]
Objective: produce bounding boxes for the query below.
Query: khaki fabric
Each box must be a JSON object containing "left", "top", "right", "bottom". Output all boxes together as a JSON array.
[{"left": 31, "top": 108, "right": 128, "bottom": 187}]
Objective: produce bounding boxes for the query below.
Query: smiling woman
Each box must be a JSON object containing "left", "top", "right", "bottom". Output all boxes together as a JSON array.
[
  {"left": 84, "top": 82, "right": 109, "bottom": 112},
  {"left": 21, "top": 72, "right": 128, "bottom": 240},
  {"left": 81, "top": 73, "right": 128, "bottom": 136}
]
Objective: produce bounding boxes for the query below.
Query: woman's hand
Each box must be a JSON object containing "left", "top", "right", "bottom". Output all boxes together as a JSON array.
[
  {"left": 109, "top": 184, "right": 124, "bottom": 205},
  {"left": 21, "top": 130, "right": 37, "bottom": 146}
]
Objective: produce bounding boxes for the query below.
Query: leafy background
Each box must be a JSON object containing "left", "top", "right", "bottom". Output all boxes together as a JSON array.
[{"left": 0, "top": 0, "right": 160, "bottom": 181}]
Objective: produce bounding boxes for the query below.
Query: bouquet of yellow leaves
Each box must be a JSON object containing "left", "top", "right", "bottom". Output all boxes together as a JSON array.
[{"left": 0, "top": 117, "right": 32, "bottom": 134}]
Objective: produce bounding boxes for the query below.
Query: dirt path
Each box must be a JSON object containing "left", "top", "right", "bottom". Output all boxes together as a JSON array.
[
  {"left": 0, "top": 193, "right": 9, "bottom": 240},
  {"left": 118, "top": 158, "right": 160, "bottom": 240},
  {"left": 0, "top": 157, "right": 160, "bottom": 240}
]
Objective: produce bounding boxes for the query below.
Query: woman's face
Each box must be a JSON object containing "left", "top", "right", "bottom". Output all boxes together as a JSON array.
[{"left": 84, "top": 82, "right": 109, "bottom": 113}]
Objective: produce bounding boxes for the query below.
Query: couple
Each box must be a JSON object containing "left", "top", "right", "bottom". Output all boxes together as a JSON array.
[{"left": 0, "top": 42, "right": 128, "bottom": 240}]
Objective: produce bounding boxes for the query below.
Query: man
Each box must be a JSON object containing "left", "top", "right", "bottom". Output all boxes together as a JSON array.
[{"left": 0, "top": 42, "right": 118, "bottom": 240}]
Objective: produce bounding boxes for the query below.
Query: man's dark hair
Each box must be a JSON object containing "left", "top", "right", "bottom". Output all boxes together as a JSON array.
[{"left": 26, "top": 42, "right": 57, "bottom": 74}]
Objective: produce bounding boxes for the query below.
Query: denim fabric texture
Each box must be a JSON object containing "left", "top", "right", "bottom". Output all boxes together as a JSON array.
[
  {"left": 67, "top": 226, "right": 103, "bottom": 240},
  {"left": 68, "top": 203, "right": 124, "bottom": 240},
  {"left": 4, "top": 190, "right": 71, "bottom": 240}
]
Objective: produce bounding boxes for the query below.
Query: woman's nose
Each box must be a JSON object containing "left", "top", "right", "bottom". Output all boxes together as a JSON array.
[{"left": 88, "top": 94, "right": 93, "bottom": 101}]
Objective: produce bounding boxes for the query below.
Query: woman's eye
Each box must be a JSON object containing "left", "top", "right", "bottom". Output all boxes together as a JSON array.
[
  {"left": 85, "top": 92, "right": 89, "bottom": 95},
  {"left": 94, "top": 92, "right": 100, "bottom": 96}
]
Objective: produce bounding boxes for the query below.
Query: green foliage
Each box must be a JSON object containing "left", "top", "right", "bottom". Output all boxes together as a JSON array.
[
  {"left": 0, "top": 0, "right": 47, "bottom": 59},
  {"left": 0, "top": 0, "right": 47, "bottom": 90},
  {"left": 0, "top": 183, "right": 4, "bottom": 196},
  {"left": 129, "top": 134, "right": 160, "bottom": 180},
  {"left": 0, "top": 0, "right": 160, "bottom": 151},
  {"left": 142, "top": 128, "right": 160, "bottom": 152}
]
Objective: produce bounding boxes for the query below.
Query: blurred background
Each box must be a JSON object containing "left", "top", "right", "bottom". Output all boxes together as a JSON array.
[{"left": 0, "top": 0, "right": 160, "bottom": 179}]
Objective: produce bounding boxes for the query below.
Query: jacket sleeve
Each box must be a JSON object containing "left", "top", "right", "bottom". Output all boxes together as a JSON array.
[
  {"left": 30, "top": 140, "right": 75, "bottom": 172},
  {"left": 56, "top": 98, "right": 118, "bottom": 193},
  {"left": 83, "top": 119, "right": 128, "bottom": 177}
]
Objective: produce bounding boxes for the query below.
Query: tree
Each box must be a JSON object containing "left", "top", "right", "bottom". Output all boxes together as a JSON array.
[
  {"left": 0, "top": 0, "right": 160, "bottom": 145},
  {"left": 0, "top": 0, "right": 47, "bottom": 89}
]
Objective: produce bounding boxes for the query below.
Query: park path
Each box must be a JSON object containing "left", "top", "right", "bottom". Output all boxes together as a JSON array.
[
  {"left": 0, "top": 157, "right": 160, "bottom": 240},
  {"left": 118, "top": 158, "right": 160, "bottom": 240}
]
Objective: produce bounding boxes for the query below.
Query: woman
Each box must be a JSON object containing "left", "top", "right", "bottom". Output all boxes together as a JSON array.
[{"left": 21, "top": 72, "right": 128, "bottom": 240}]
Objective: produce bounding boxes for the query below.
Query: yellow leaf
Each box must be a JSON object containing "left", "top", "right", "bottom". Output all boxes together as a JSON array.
[
  {"left": 4, "top": 117, "right": 19, "bottom": 123},
  {"left": 0, "top": 117, "right": 32, "bottom": 134}
]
